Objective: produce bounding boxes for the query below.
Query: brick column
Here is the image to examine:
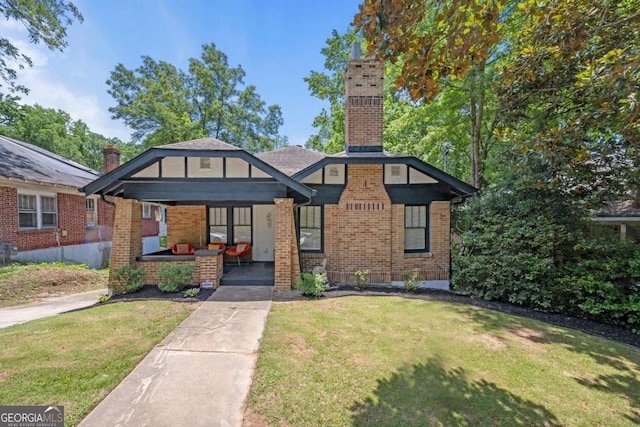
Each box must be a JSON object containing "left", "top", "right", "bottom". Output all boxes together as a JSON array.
[
  {"left": 430, "top": 201, "right": 451, "bottom": 278},
  {"left": 108, "top": 199, "right": 142, "bottom": 287},
  {"left": 274, "top": 198, "right": 297, "bottom": 291}
]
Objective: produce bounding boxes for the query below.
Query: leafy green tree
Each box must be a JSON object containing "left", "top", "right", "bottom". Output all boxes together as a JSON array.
[
  {"left": 0, "top": 0, "right": 83, "bottom": 93},
  {"left": 107, "top": 43, "right": 286, "bottom": 152}
]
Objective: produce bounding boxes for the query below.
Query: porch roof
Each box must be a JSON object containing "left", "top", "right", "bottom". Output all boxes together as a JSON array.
[
  {"left": 80, "top": 137, "right": 316, "bottom": 204},
  {"left": 293, "top": 150, "right": 478, "bottom": 199}
]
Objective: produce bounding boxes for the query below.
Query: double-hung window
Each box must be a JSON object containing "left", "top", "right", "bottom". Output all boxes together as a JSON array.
[
  {"left": 86, "top": 198, "right": 97, "bottom": 227},
  {"left": 233, "top": 207, "right": 252, "bottom": 243},
  {"left": 299, "top": 206, "right": 322, "bottom": 251},
  {"left": 18, "top": 194, "right": 57, "bottom": 229},
  {"left": 404, "top": 205, "right": 429, "bottom": 252},
  {"left": 209, "top": 207, "right": 227, "bottom": 243}
]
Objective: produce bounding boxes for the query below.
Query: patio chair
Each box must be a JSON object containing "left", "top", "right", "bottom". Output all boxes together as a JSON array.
[
  {"left": 225, "top": 242, "right": 251, "bottom": 266},
  {"left": 171, "top": 242, "right": 195, "bottom": 255}
]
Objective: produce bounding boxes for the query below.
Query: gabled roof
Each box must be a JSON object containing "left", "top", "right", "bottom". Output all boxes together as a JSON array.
[
  {"left": 256, "top": 145, "right": 326, "bottom": 176},
  {"left": 593, "top": 200, "right": 640, "bottom": 219},
  {"left": 292, "top": 149, "right": 478, "bottom": 198},
  {"left": 80, "top": 137, "right": 316, "bottom": 201},
  {"left": 0, "top": 134, "right": 99, "bottom": 188}
]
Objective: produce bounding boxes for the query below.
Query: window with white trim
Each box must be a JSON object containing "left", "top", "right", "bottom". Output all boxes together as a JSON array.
[
  {"left": 86, "top": 198, "right": 97, "bottom": 227},
  {"left": 142, "top": 203, "right": 152, "bottom": 219},
  {"left": 18, "top": 193, "right": 57, "bottom": 229},
  {"left": 299, "top": 206, "right": 322, "bottom": 251},
  {"left": 404, "top": 205, "right": 429, "bottom": 252}
]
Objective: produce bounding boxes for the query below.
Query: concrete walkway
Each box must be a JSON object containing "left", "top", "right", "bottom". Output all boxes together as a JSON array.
[
  {"left": 0, "top": 289, "right": 106, "bottom": 329},
  {"left": 79, "top": 285, "right": 273, "bottom": 427}
]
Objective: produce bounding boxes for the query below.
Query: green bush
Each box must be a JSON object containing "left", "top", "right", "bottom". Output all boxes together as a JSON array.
[
  {"left": 351, "top": 270, "right": 369, "bottom": 290},
  {"left": 183, "top": 287, "right": 200, "bottom": 298},
  {"left": 111, "top": 265, "right": 146, "bottom": 294},
  {"left": 158, "top": 264, "right": 195, "bottom": 293},
  {"left": 453, "top": 183, "right": 640, "bottom": 333},
  {"left": 403, "top": 269, "right": 420, "bottom": 292},
  {"left": 296, "top": 272, "right": 328, "bottom": 297}
]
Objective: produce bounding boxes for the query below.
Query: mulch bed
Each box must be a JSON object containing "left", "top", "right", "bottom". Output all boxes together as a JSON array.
[
  {"left": 275, "top": 285, "right": 640, "bottom": 348},
  {"left": 109, "top": 285, "right": 214, "bottom": 303}
]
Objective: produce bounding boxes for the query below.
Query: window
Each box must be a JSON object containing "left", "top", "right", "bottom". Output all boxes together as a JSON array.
[
  {"left": 405, "top": 205, "right": 429, "bottom": 252},
  {"left": 18, "top": 194, "right": 57, "bottom": 229},
  {"left": 209, "top": 207, "right": 227, "bottom": 243},
  {"left": 86, "top": 198, "right": 97, "bottom": 227},
  {"left": 233, "top": 207, "right": 252, "bottom": 243},
  {"left": 299, "top": 206, "right": 322, "bottom": 251},
  {"left": 200, "top": 157, "right": 211, "bottom": 169},
  {"left": 142, "top": 203, "right": 152, "bottom": 219},
  {"left": 18, "top": 194, "right": 37, "bottom": 228}
]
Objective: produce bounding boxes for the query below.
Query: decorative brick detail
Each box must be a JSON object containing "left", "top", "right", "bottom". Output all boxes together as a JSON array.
[
  {"left": 344, "top": 59, "right": 384, "bottom": 151},
  {"left": 108, "top": 199, "right": 142, "bottom": 287},
  {"left": 274, "top": 198, "right": 297, "bottom": 291},
  {"left": 166, "top": 205, "right": 207, "bottom": 249}
]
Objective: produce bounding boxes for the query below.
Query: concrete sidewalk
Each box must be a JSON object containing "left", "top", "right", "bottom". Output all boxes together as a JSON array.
[
  {"left": 0, "top": 289, "right": 106, "bottom": 329},
  {"left": 79, "top": 285, "right": 273, "bottom": 427}
]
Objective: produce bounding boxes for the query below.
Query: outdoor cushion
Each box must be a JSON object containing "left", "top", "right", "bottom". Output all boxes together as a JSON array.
[
  {"left": 236, "top": 243, "right": 247, "bottom": 252},
  {"left": 208, "top": 243, "right": 221, "bottom": 250}
]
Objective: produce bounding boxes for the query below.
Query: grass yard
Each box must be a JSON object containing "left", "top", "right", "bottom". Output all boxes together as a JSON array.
[
  {"left": 0, "top": 263, "right": 108, "bottom": 308},
  {"left": 0, "top": 300, "right": 194, "bottom": 426},
  {"left": 247, "top": 296, "right": 640, "bottom": 426}
]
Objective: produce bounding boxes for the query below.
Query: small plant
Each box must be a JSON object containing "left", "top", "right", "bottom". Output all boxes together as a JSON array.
[
  {"left": 403, "top": 269, "right": 420, "bottom": 292},
  {"left": 296, "top": 272, "right": 328, "bottom": 298},
  {"left": 158, "top": 263, "right": 195, "bottom": 293},
  {"left": 183, "top": 287, "right": 200, "bottom": 298},
  {"left": 111, "top": 265, "right": 146, "bottom": 294},
  {"left": 97, "top": 293, "right": 111, "bottom": 304},
  {"left": 351, "top": 270, "right": 369, "bottom": 290}
]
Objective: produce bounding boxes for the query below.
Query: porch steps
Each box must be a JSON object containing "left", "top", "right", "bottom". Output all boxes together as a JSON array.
[{"left": 220, "top": 262, "right": 274, "bottom": 287}]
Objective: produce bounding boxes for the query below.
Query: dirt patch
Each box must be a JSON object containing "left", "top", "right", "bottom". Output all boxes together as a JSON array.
[{"left": 0, "top": 265, "right": 107, "bottom": 308}]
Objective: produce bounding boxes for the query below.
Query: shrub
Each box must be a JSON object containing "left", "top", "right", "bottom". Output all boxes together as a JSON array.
[
  {"left": 97, "top": 293, "right": 111, "bottom": 304},
  {"left": 158, "top": 264, "right": 195, "bottom": 293},
  {"left": 183, "top": 287, "right": 200, "bottom": 298},
  {"left": 403, "top": 269, "right": 420, "bottom": 292},
  {"left": 351, "top": 270, "right": 369, "bottom": 290},
  {"left": 111, "top": 265, "right": 146, "bottom": 294},
  {"left": 296, "top": 272, "right": 328, "bottom": 297}
]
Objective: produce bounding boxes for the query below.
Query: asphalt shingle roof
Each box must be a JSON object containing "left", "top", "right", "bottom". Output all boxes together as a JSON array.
[
  {"left": 256, "top": 145, "right": 326, "bottom": 176},
  {"left": 161, "top": 137, "right": 241, "bottom": 151},
  {"left": 0, "top": 135, "right": 100, "bottom": 188}
]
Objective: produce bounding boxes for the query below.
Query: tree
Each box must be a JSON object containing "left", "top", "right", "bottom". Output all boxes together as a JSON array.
[
  {"left": 107, "top": 43, "right": 287, "bottom": 152},
  {"left": 0, "top": 102, "right": 121, "bottom": 170},
  {"left": 0, "top": 0, "right": 83, "bottom": 93}
]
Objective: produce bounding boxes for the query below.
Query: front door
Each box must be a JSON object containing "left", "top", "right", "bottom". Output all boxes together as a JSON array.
[{"left": 252, "top": 205, "right": 275, "bottom": 261}]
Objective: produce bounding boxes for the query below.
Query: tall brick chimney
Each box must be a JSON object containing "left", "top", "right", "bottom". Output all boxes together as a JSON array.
[
  {"left": 344, "top": 43, "right": 384, "bottom": 153},
  {"left": 102, "top": 144, "right": 120, "bottom": 174}
]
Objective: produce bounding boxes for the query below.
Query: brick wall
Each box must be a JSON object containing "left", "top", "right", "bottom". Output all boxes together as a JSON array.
[
  {"left": 195, "top": 253, "right": 223, "bottom": 288},
  {"left": 0, "top": 185, "right": 114, "bottom": 251},
  {"left": 136, "top": 259, "right": 199, "bottom": 285},
  {"left": 274, "top": 198, "right": 297, "bottom": 291},
  {"left": 166, "top": 205, "right": 207, "bottom": 249},
  {"left": 109, "top": 198, "right": 142, "bottom": 286}
]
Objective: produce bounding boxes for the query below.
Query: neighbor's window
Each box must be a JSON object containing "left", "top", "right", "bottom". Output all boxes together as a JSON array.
[
  {"left": 18, "top": 194, "right": 37, "bottom": 228},
  {"left": 18, "top": 194, "right": 57, "bottom": 229},
  {"left": 86, "top": 198, "right": 97, "bottom": 227},
  {"left": 299, "top": 206, "right": 322, "bottom": 251},
  {"left": 142, "top": 203, "right": 152, "bottom": 219},
  {"left": 233, "top": 207, "right": 252, "bottom": 243},
  {"left": 404, "top": 205, "right": 429, "bottom": 252},
  {"left": 209, "top": 207, "right": 227, "bottom": 243}
]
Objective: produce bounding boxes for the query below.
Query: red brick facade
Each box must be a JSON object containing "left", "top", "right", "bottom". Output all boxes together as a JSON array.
[{"left": 0, "top": 185, "right": 114, "bottom": 251}]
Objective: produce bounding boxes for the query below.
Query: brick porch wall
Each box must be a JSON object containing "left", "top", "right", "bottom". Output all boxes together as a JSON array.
[
  {"left": 274, "top": 198, "right": 298, "bottom": 291},
  {"left": 166, "top": 205, "right": 207, "bottom": 249},
  {"left": 136, "top": 259, "right": 200, "bottom": 285},
  {"left": 108, "top": 199, "right": 142, "bottom": 286}
]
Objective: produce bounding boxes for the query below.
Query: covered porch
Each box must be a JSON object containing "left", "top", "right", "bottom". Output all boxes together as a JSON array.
[{"left": 80, "top": 138, "right": 316, "bottom": 291}]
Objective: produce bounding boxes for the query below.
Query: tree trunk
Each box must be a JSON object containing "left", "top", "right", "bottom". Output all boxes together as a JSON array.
[{"left": 469, "top": 60, "right": 485, "bottom": 189}]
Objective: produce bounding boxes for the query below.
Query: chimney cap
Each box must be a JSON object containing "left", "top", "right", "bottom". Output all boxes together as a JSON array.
[{"left": 351, "top": 42, "right": 361, "bottom": 60}]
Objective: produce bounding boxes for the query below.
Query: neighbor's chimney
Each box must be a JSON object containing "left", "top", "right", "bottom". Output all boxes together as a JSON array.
[
  {"left": 344, "top": 42, "right": 383, "bottom": 153},
  {"left": 102, "top": 144, "right": 120, "bottom": 174}
]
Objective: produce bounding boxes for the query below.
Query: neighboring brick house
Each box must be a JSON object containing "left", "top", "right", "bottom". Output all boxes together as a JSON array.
[
  {"left": 0, "top": 135, "right": 117, "bottom": 267},
  {"left": 82, "top": 53, "right": 477, "bottom": 290}
]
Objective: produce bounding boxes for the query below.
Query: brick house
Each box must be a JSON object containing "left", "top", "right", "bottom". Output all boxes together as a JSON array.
[
  {"left": 0, "top": 135, "right": 119, "bottom": 267},
  {"left": 82, "top": 54, "right": 477, "bottom": 290}
]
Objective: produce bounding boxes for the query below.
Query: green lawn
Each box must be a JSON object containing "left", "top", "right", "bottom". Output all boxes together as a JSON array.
[
  {"left": 0, "top": 301, "right": 195, "bottom": 426},
  {"left": 247, "top": 296, "right": 640, "bottom": 426}
]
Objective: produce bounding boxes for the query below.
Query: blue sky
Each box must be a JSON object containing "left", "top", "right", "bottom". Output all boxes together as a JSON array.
[{"left": 3, "top": 0, "right": 361, "bottom": 146}]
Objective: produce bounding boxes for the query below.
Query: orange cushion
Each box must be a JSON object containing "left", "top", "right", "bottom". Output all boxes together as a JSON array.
[
  {"left": 236, "top": 243, "right": 247, "bottom": 252},
  {"left": 208, "top": 243, "right": 221, "bottom": 250},
  {"left": 175, "top": 243, "right": 191, "bottom": 254}
]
